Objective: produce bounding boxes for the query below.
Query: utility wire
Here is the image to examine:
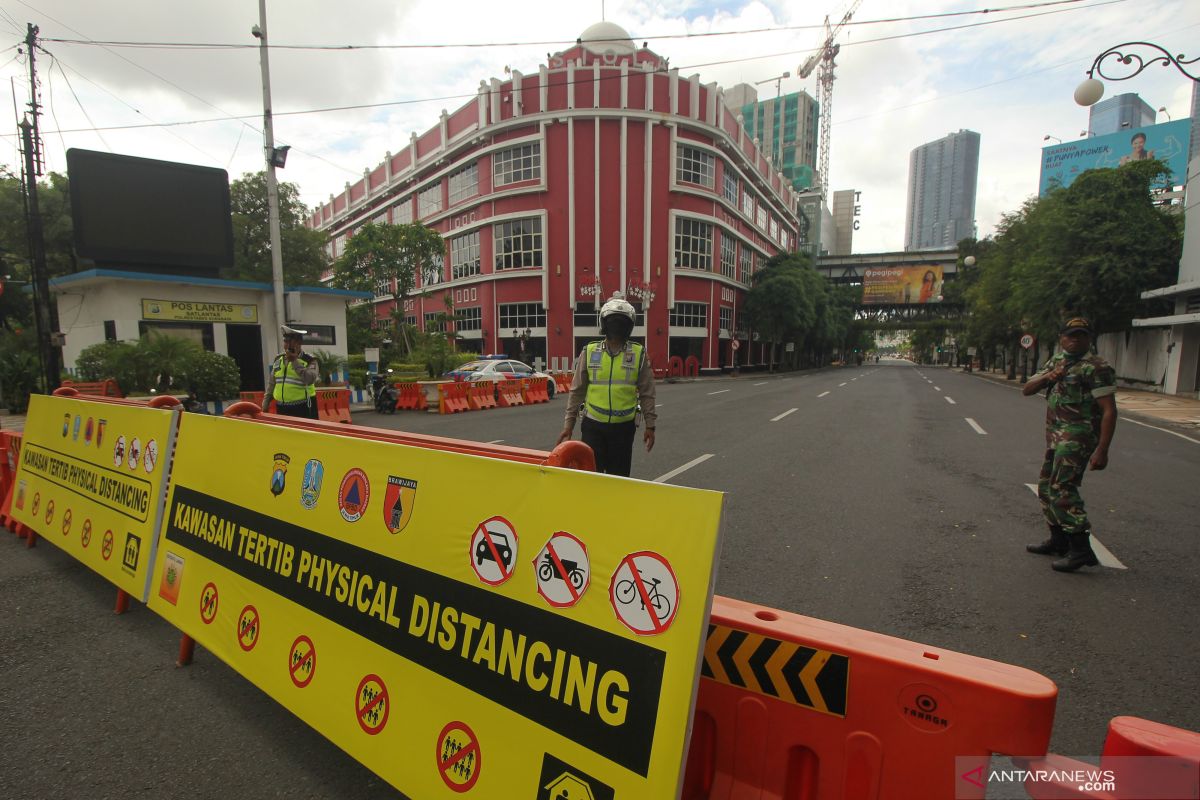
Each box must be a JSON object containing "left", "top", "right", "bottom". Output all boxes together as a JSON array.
[
  {"left": 50, "top": 55, "right": 110, "bottom": 152},
  {"left": 38, "top": 0, "right": 1094, "bottom": 52}
]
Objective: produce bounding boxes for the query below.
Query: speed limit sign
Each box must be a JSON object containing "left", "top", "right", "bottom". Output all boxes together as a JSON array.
[{"left": 1020, "top": 334, "right": 1035, "bottom": 350}]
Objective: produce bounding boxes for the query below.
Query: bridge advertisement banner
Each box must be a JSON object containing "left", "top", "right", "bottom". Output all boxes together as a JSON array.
[
  {"left": 146, "top": 413, "right": 723, "bottom": 798},
  {"left": 9, "top": 394, "right": 178, "bottom": 601},
  {"left": 861, "top": 265, "right": 944, "bottom": 305},
  {"left": 1038, "top": 119, "right": 1192, "bottom": 195}
]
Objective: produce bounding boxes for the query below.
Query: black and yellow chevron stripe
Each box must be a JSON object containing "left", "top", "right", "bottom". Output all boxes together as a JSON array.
[{"left": 701, "top": 625, "right": 850, "bottom": 717}]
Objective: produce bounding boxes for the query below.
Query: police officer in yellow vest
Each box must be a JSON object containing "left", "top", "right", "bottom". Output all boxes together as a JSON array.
[
  {"left": 263, "top": 325, "right": 319, "bottom": 418},
  {"left": 558, "top": 292, "right": 656, "bottom": 476}
]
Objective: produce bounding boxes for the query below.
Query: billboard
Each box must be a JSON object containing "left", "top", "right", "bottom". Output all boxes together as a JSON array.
[
  {"left": 1038, "top": 119, "right": 1192, "bottom": 195},
  {"left": 862, "top": 265, "right": 944, "bottom": 305}
]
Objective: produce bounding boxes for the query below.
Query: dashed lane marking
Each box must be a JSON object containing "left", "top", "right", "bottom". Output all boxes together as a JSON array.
[
  {"left": 818, "top": 391, "right": 831, "bottom": 398},
  {"left": 945, "top": 396, "right": 957, "bottom": 405},
  {"left": 654, "top": 453, "right": 714, "bottom": 484},
  {"left": 486, "top": 439, "right": 504, "bottom": 444},
  {"left": 934, "top": 386, "right": 941, "bottom": 391},
  {"left": 708, "top": 389, "right": 730, "bottom": 395},
  {"left": 838, "top": 382, "right": 847, "bottom": 387},
  {"left": 771, "top": 408, "right": 798, "bottom": 422},
  {"left": 753, "top": 382, "right": 768, "bottom": 386},
  {"left": 965, "top": 418, "right": 987, "bottom": 435},
  {"left": 1024, "top": 484, "right": 1127, "bottom": 569}
]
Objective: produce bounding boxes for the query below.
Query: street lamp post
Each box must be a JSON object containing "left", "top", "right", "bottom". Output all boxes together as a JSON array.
[
  {"left": 253, "top": 1, "right": 288, "bottom": 341},
  {"left": 1074, "top": 42, "right": 1199, "bottom": 106}
]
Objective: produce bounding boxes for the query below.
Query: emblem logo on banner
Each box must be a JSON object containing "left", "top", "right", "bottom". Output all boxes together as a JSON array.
[
  {"left": 96, "top": 419, "right": 106, "bottom": 448},
  {"left": 300, "top": 459, "right": 324, "bottom": 510},
  {"left": 338, "top": 468, "right": 370, "bottom": 522},
  {"left": 533, "top": 532, "right": 590, "bottom": 608},
  {"left": 536, "top": 753, "right": 615, "bottom": 800},
  {"left": 270, "top": 453, "right": 291, "bottom": 497},
  {"left": 158, "top": 551, "right": 185, "bottom": 606},
  {"left": 382, "top": 475, "right": 418, "bottom": 534},
  {"left": 610, "top": 551, "right": 680, "bottom": 635},
  {"left": 469, "top": 516, "right": 518, "bottom": 585},
  {"left": 72, "top": 415, "right": 81, "bottom": 441},
  {"left": 122, "top": 532, "right": 142, "bottom": 576},
  {"left": 83, "top": 417, "right": 94, "bottom": 445}
]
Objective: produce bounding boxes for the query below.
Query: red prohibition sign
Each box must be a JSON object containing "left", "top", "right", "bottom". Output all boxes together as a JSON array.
[
  {"left": 44, "top": 499, "right": 55, "bottom": 526},
  {"left": 80, "top": 520, "right": 92, "bottom": 548},
  {"left": 101, "top": 530, "right": 115, "bottom": 561},
  {"left": 610, "top": 550, "right": 680, "bottom": 635},
  {"left": 436, "top": 721, "right": 482, "bottom": 792},
  {"left": 61, "top": 508, "right": 72, "bottom": 536},
  {"left": 199, "top": 582, "right": 219, "bottom": 624},
  {"left": 288, "top": 635, "right": 316, "bottom": 688},
  {"left": 355, "top": 674, "right": 389, "bottom": 735},
  {"left": 30, "top": 491, "right": 40, "bottom": 516},
  {"left": 237, "top": 605, "right": 261, "bottom": 652}
]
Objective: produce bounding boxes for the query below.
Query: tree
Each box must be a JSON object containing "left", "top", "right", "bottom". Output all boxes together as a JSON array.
[
  {"left": 180, "top": 350, "right": 241, "bottom": 402},
  {"left": 330, "top": 222, "right": 445, "bottom": 356},
  {"left": 227, "top": 171, "right": 329, "bottom": 286},
  {"left": 744, "top": 253, "right": 819, "bottom": 370}
]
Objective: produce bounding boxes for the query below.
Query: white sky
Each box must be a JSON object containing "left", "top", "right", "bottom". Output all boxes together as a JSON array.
[{"left": 0, "top": 0, "right": 1195, "bottom": 253}]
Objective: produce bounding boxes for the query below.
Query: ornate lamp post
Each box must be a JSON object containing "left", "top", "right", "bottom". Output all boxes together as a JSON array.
[{"left": 1074, "top": 43, "right": 1198, "bottom": 106}]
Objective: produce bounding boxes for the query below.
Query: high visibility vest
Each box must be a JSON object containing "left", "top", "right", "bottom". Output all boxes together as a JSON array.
[
  {"left": 583, "top": 340, "right": 643, "bottom": 424},
  {"left": 271, "top": 355, "right": 315, "bottom": 405}
]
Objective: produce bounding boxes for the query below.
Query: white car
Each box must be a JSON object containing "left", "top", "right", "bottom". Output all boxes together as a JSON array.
[{"left": 445, "top": 358, "right": 557, "bottom": 398}]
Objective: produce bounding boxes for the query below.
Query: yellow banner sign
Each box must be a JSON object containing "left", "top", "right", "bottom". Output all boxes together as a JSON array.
[
  {"left": 148, "top": 414, "right": 722, "bottom": 797},
  {"left": 141, "top": 299, "right": 259, "bottom": 323},
  {"left": 10, "top": 394, "right": 177, "bottom": 600},
  {"left": 861, "top": 265, "right": 944, "bottom": 305}
]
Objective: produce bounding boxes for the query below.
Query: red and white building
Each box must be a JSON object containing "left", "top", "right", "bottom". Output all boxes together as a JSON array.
[{"left": 309, "top": 21, "right": 802, "bottom": 371}]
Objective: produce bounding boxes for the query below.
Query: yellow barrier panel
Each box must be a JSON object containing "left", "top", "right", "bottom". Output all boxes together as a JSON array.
[
  {"left": 147, "top": 413, "right": 722, "bottom": 797},
  {"left": 9, "top": 394, "right": 178, "bottom": 601}
]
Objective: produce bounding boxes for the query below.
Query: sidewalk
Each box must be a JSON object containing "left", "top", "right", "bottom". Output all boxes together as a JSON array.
[{"left": 964, "top": 366, "right": 1200, "bottom": 431}]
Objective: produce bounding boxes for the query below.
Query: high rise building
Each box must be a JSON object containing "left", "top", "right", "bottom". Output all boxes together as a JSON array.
[
  {"left": 1190, "top": 82, "right": 1199, "bottom": 165},
  {"left": 831, "top": 189, "right": 857, "bottom": 255},
  {"left": 1087, "top": 92, "right": 1156, "bottom": 136},
  {"left": 726, "top": 84, "right": 819, "bottom": 192},
  {"left": 904, "top": 130, "right": 980, "bottom": 252}
]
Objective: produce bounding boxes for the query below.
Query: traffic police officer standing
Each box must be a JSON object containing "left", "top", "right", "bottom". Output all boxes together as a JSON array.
[
  {"left": 558, "top": 292, "right": 656, "bottom": 476},
  {"left": 1022, "top": 317, "right": 1118, "bottom": 572},
  {"left": 263, "top": 325, "right": 319, "bottom": 418}
]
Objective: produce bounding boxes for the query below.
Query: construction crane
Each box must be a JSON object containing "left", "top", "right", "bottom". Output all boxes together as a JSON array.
[{"left": 798, "top": 0, "right": 862, "bottom": 202}]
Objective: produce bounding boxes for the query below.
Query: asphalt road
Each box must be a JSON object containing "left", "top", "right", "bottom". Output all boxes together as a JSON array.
[{"left": 2, "top": 360, "right": 1197, "bottom": 797}]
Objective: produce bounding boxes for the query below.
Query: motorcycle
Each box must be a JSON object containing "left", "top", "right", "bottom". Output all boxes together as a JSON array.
[{"left": 371, "top": 373, "right": 398, "bottom": 415}]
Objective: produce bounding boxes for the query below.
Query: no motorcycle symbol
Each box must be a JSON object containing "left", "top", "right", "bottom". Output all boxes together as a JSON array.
[{"left": 533, "top": 531, "right": 590, "bottom": 608}]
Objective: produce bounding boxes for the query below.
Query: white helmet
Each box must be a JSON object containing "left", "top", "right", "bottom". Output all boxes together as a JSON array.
[{"left": 599, "top": 291, "right": 635, "bottom": 321}]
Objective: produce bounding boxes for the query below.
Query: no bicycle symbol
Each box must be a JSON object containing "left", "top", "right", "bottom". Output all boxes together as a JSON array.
[
  {"left": 199, "top": 582, "right": 219, "bottom": 624},
  {"left": 610, "top": 551, "right": 680, "bottom": 635},
  {"left": 436, "top": 720, "right": 481, "bottom": 792},
  {"left": 288, "top": 635, "right": 316, "bottom": 688},
  {"left": 237, "top": 605, "right": 261, "bottom": 651},
  {"left": 533, "top": 531, "right": 590, "bottom": 608},
  {"left": 101, "top": 529, "right": 114, "bottom": 561},
  {"left": 355, "top": 674, "right": 389, "bottom": 735},
  {"left": 470, "top": 516, "right": 518, "bottom": 586}
]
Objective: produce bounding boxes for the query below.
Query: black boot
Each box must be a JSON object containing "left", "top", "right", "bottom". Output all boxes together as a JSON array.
[
  {"left": 1052, "top": 533, "right": 1100, "bottom": 572},
  {"left": 1027, "top": 525, "right": 1068, "bottom": 556}
]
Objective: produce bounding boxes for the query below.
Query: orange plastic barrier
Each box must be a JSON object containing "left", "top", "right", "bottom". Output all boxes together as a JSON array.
[
  {"left": 59, "top": 378, "right": 122, "bottom": 397},
  {"left": 1, "top": 431, "right": 21, "bottom": 534},
  {"left": 467, "top": 381, "right": 497, "bottom": 410},
  {"left": 394, "top": 382, "right": 428, "bottom": 411},
  {"left": 497, "top": 378, "right": 525, "bottom": 407},
  {"left": 685, "top": 355, "right": 700, "bottom": 377},
  {"left": 436, "top": 381, "right": 471, "bottom": 414},
  {"left": 554, "top": 372, "right": 572, "bottom": 394},
  {"left": 682, "top": 595, "right": 1058, "bottom": 800},
  {"left": 522, "top": 376, "right": 550, "bottom": 404},
  {"left": 1021, "top": 716, "right": 1200, "bottom": 799},
  {"left": 669, "top": 355, "right": 685, "bottom": 377},
  {"left": 315, "top": 387, "right": 352, "bottom": 424}
]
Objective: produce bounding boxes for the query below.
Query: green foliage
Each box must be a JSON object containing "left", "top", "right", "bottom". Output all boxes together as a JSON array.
[
  {"left": 309, "top": 349, "right": 347, "bottom": 385},
  {"left": 227, "top": 171, "right": 328, "bottom": 286},
  {"left": 0, "top": 331, "right": 41, "bottom": 411},
  {"left": 347, "top": 354, "right": 366, "bottom": 370},
  {"left": 74, "top": 341, "right": 146, "bottom": 395},
  {"left": 347, "top": 368, "right": 368, "bottom": 390},
  {"left": 385, "top": 362, "right": 426, "bottom": 373},
  {"left": 180, "top": 350, "right": 241, "bottom": 402},
  {"left": 744, "top": 252, "right": 858, "bottom": 368},
  {"left": 139, "top": 330, "right": 202, "bottom": 393}
]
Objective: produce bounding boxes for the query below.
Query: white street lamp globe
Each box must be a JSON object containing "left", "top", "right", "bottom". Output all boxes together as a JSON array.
[
  {"left": 964, "top": 255, "right": 976, "bottom": 267},
  {"left": 1074, "top": 78, "right": 1105, "bottom": 107}
]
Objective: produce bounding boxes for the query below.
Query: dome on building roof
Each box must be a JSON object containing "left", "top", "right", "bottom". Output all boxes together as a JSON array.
[{"left": 578, "top": 21, "right": 636, "bottom": 57}]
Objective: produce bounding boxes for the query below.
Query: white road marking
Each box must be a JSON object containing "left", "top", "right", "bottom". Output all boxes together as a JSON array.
[
  {"left": 771, "top": 408, "right": 798, "bottom": 422},
  {"left": 934, "top": 386, "right": 941, "bottom": 392},
  {"left": 818, "top": 391, "right": 831, "bottom": 398},
  {"left": 1122, "top": 417, "right": 1200, "bottom": 445},
  {"left": 839, "top": 382, "right": 847, "bottom": 387},
  {"left": 486, "top": 439, "right": 505, "bottom": 444},
  {"left": 753, "top": 382, "right": 768, "bottom": 386},
  {"left": 708, "top": 389, "right": 730, "bottom": 395},
  {"left": 654, "top": 453, "right": 714, "bottom": 484},
  {"left": 965, "top": 418, "right": 987, "bottom": 435},
  {"left": 945, "top": 396, "right": 957, "bottom": 405},
  {"left": 1024, "top": 484, "right": 1127, "bottom": 569}
]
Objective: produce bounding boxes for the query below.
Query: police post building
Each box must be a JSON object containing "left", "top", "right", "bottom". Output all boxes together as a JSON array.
[{"left": 310, "top": 22, "right": 803, "bottom": 371}]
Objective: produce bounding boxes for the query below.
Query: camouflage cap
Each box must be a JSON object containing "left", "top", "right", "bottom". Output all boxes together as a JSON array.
[{"left": 1060, "top": 317, "right": 1091, "bottom": 335}]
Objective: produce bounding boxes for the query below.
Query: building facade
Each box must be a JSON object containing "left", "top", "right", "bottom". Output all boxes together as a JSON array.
[
  {"left": 1189, "top": 82, "right": 1199, "bottom": 165},
  {"left": 1087, "top": 92, "right": 1156, "bottom": 137},
  {"left": 309, "top": 22, "right": 802, "bottom": 372},
  {"left": 904, "top": 130, "right": 980, "bottom": 252},
  {"left": 732, "top": 86, "right": 819, "bottom": 193}
]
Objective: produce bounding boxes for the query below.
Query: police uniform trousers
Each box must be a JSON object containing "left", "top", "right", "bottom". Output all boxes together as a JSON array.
[
  {"left": 581, "top": 417, "right": 637, "bottom": 477},
  {"left": 275, "top": 399, "right": 317, "bottom": 419}
]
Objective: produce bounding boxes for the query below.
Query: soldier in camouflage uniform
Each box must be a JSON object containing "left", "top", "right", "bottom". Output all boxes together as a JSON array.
[{"left": 1021, "top": 317, "right": 1118, "bottom": 572}]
